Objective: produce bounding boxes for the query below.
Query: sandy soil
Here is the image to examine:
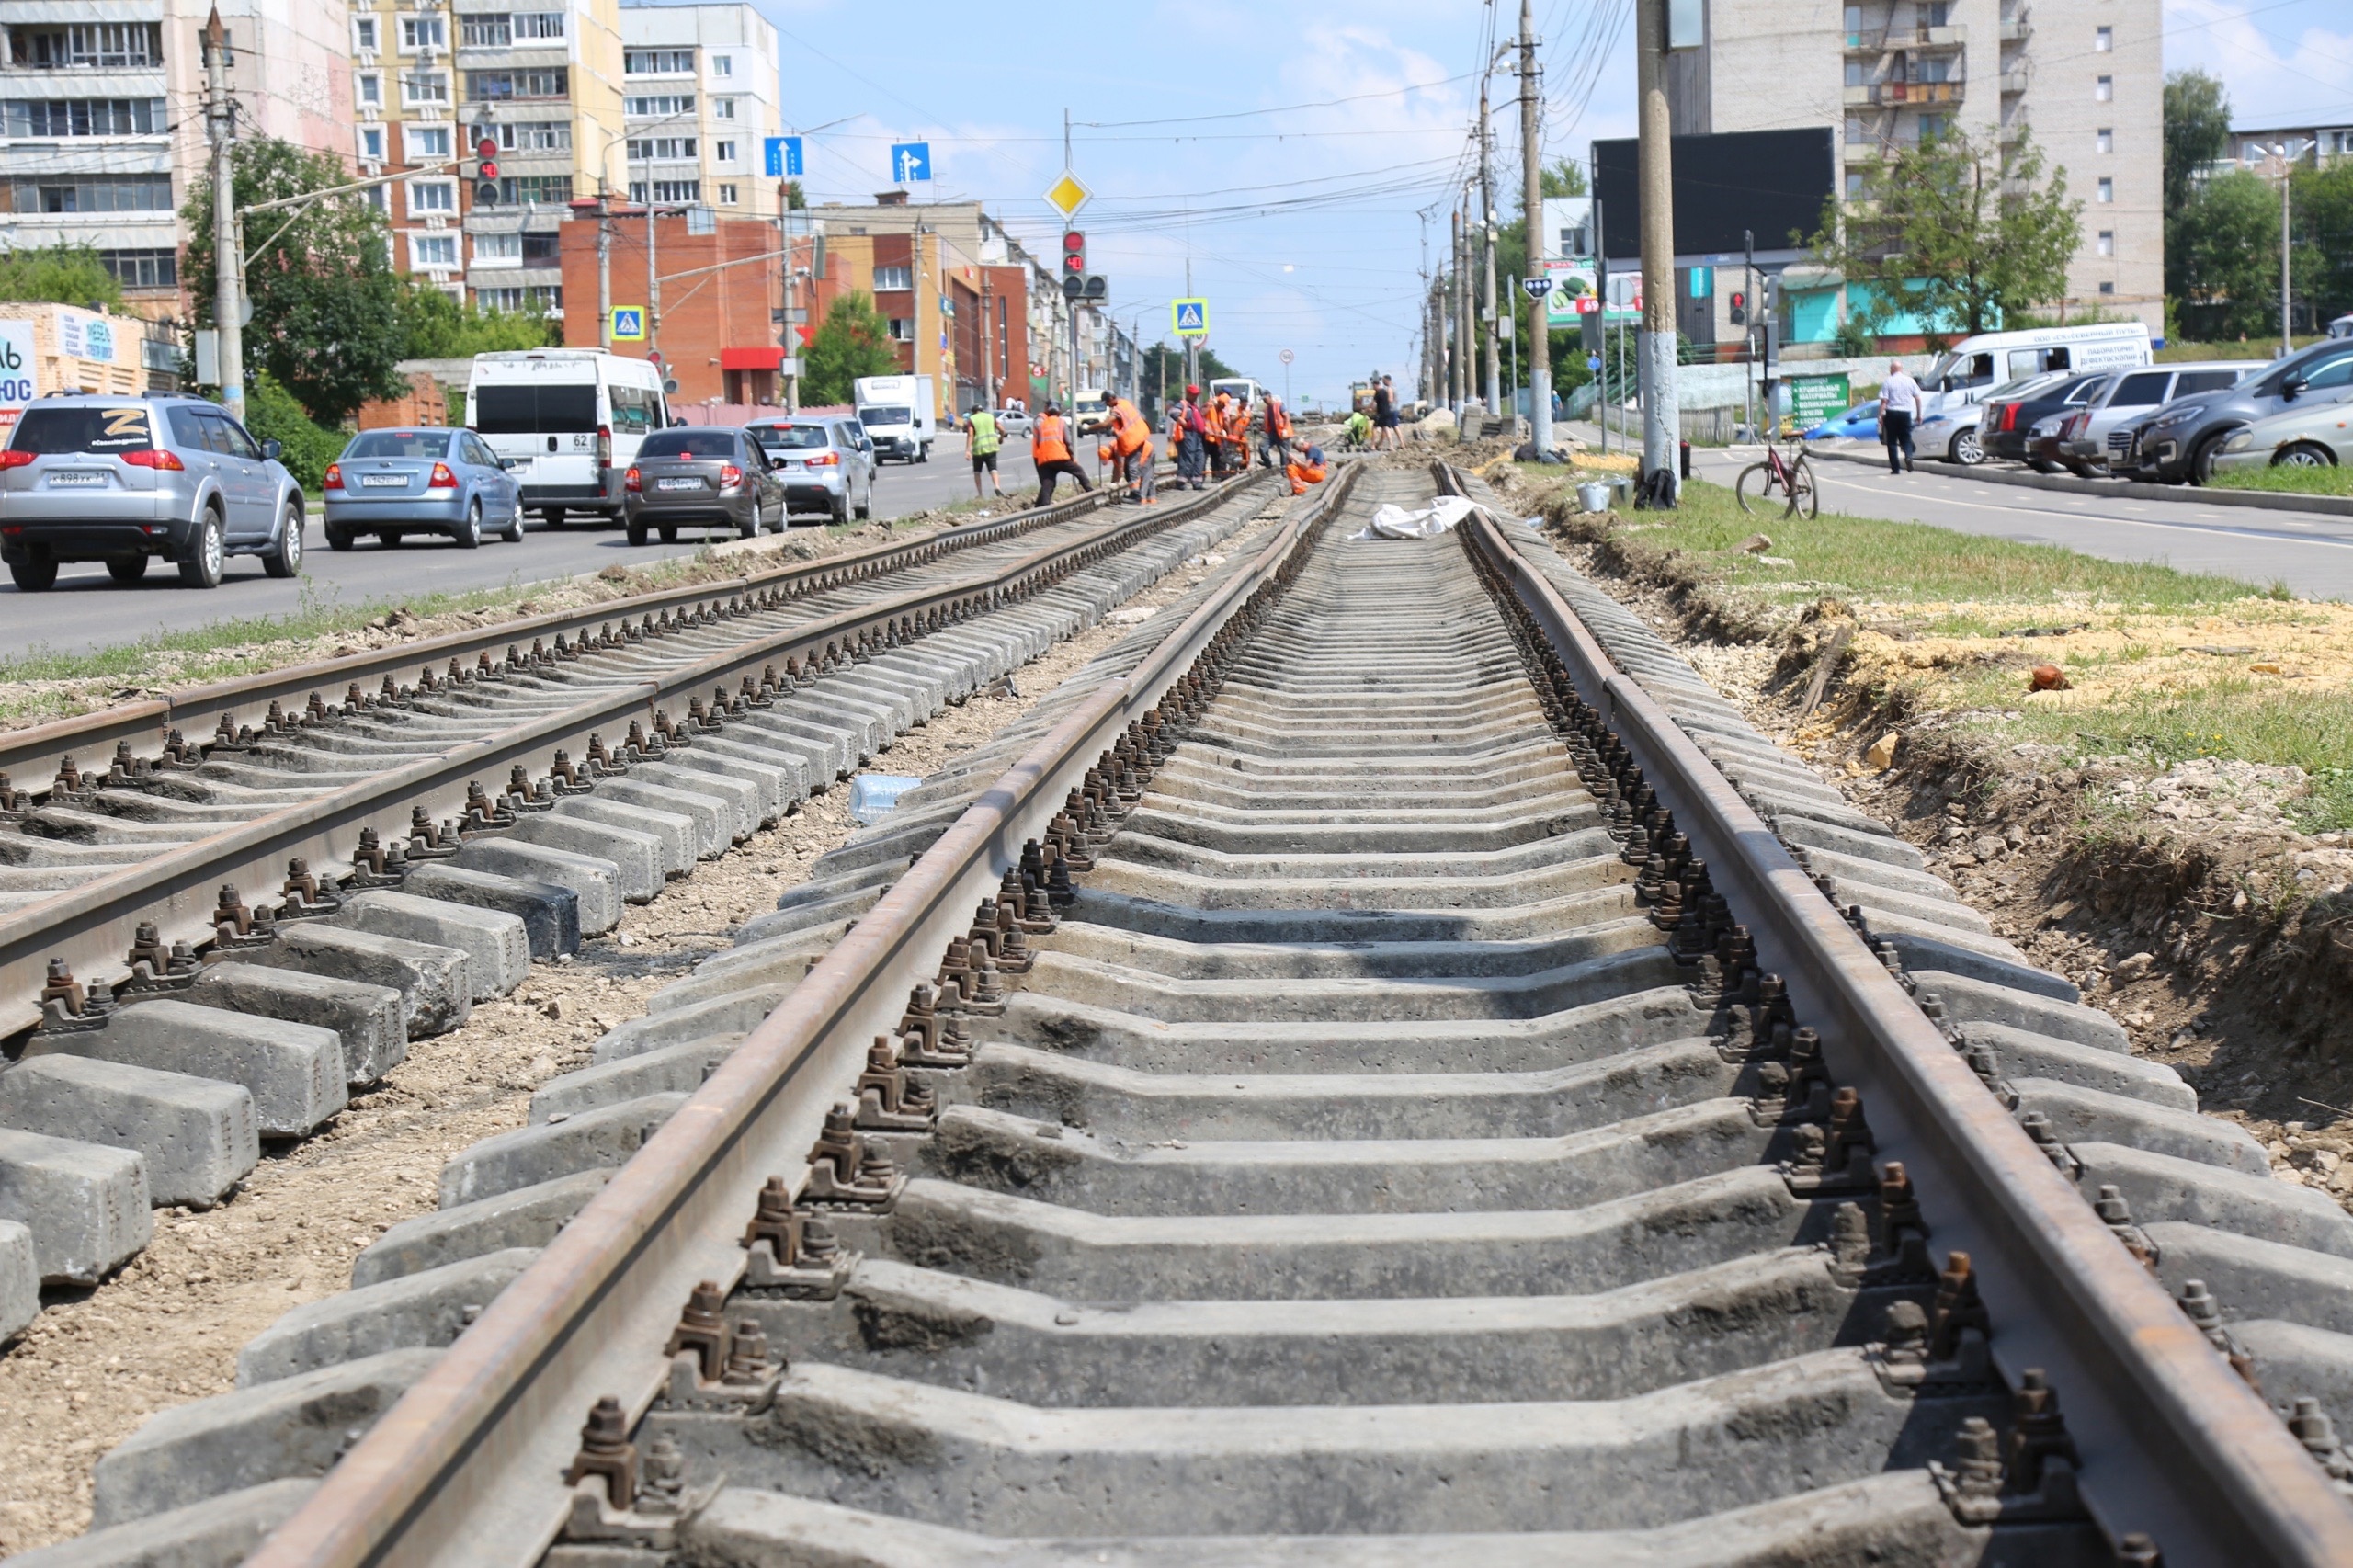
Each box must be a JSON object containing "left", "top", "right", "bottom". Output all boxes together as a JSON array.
[{"left": 0, "top": 515, "right": 1267, "bottom": 1552}]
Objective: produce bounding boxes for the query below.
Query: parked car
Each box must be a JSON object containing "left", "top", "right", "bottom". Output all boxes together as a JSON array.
[
  {"left": 991, "top": 407, "right": 1035, "bottom": 437},
  {"left": 468, "top": 349, "right": 668, "bottom": 528},
  {"left": 1914, "top": 374, "right": 2069, "bottom": 464},
  {"left": 2055, "top": 361, "right": 2264, "bottom": 477},
  {"left": 621, "top": 426, "right": 784, "bottom": 544},
  {"left": 0, "top": 395, "right": 303, "bottom": 591},
  {"left": 323, "top": 427, "right": 523, "bottom": 551},
  {"left": 745, "top": 417, "right": 875, "bottom": 526},
  {"left": 2117, "top": 338, "right": 2353, "bottom": 483},
  {"left": 1801, "top": 400, "right": 1882, "bottom": 442},
  {"left": 2210, "top": 386, "right": 2353, "bottom": 473},
  {"left": 1983, "top": 372, "right": 2110, "bottom": 468}
]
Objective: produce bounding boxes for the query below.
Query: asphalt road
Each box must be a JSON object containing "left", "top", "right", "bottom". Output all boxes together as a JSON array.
[
  {"left": 0, "top": 438, "right": 1060, "bottom": 660},
  {"left": 1689, "top": 445, "right": 2353, "bottom": 600}
]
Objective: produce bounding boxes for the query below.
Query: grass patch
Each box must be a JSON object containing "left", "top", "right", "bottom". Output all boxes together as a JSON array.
[
  {"left": 2209, "top": 462, "right": 2353, "bottom": 498},
  {"left": 2155, "top": 336, "right": 2323, "bottom": 363}
]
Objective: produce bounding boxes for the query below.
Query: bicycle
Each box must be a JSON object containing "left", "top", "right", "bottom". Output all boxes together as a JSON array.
[{"left": 1734, "top": 435, "right": 1820, "bottom": 519}]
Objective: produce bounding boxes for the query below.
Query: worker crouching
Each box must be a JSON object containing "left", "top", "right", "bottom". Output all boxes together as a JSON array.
[{"left": 1286, "top": 440, "right": 1328, "bottom": 495}]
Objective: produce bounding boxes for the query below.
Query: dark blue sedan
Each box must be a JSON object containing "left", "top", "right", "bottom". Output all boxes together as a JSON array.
[{"left": 323, "top": 427, "right": 524, "bottom": 551}]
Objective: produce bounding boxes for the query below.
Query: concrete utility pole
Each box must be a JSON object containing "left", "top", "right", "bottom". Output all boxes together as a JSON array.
[
  {"left": 202, "top": 7, "right": 244, "bottom": 423},
  {"left": 1448, "top": 208, "right": 1463, "bottom": 412},
  {"left": 1461, "top": 187, "right": 1478, "bottom": 412},
  {"left": 1636, "top": 0, "right": 1680, "bottom": 496},
  {"left": 597, "top": 214, "right": 613, "bottom": 349},
  {"left": 1479, "top": 75, "right": 1501, "bottom": 415},
  {"left": 1519, "top": 0, "right": 1552, "bottom": 456}
]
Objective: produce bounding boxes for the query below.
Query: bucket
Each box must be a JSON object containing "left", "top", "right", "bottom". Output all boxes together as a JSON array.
[{"left": 1577, "top": 481, "right": 1612, "bottom": 514}]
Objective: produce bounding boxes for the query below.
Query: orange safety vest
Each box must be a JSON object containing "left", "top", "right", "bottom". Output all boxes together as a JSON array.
[
  {"left": 1111, "top": 400, "right": 1148, "bottom": 456},
  {"left": 1033, "top": 414, "right": 1071, "bottom": 463},
  {"left": 1222, "top": 403, "right": 1250, "bottom": 444},
  {"left": 1266, "top": 397, "right": 1293, "bottom": 439}
]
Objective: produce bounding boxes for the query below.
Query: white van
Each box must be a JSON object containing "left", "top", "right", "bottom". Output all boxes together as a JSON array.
[
  {"left": 467, "top": 350, "right": 668, "bottom": 526},
  {"left": 1912, "top": 322, "right": 2152, "bottom": 462},
  {"left": 853, "top": 374, "right": 936, "bottom": 464}
]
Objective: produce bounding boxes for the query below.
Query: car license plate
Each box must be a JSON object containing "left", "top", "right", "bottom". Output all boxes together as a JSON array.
[
  {"left": 47, "top": 471, "right": 105, "bottom": 486},
  {"left": 360, "top": 474, "right": 408, "bottom": 487},
  {"left": 657, "top": 476, "right": 703, "bottom": 491}
]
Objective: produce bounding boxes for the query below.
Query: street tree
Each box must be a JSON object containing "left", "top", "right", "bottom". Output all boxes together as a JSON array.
[
  {"left": 399, "top": 286, "right": 559, "bottom": 358},
  {"left": 2164, "top": 69, "right": 2233, "bottom": 214},
  {"left": 182, "top": 137, "right": 408, "bottom": 424},
  {"left": 1807, "top": 127, "right": 2081, "bottom": 339},
  {"left": 0, "top": 245, "right": 121, "bottom": 310},
  {"left": 801, "top": 290, "right": 896, "bottom": 405},
  {"left": 2291, "top": 160, "right": 2353, "bottom": 328},
  {"left": 1539, "top": 158, "right": 1587, "bottom": 199},
  {"left": 2173, "top": 170, "right": 2287, "bottom": 339}
]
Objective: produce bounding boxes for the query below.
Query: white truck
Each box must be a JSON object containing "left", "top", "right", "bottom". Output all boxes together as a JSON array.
[
  {"left": 467, "top": 349, "right": 669, "bottom": 526},
  {"left": 853, "top": 374, "right": 936, "bottom": 464}
]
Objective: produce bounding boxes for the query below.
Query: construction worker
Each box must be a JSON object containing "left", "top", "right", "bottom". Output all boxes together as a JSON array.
[
  {"left": 961, "top": 405, "right": 1003, "bottom": 500},
  {"left": 1030, "top": 402, "right": 1092, "bottom": 506},
  {"left": 1108, "top": 394, "right": 1154, "bottom": 505},
  {"left": 1171, "top": 384, "right": 1210, "bottom": 490},
  {"left": 1342, "top": 408, "right": 1372, "bottom": 450},
  {"left": 1285, "top": 439, "right": 1328, "bottom": 495},
  {"left": 1259, "top": 390, "right": 1294, "bottom": 472},
  {"left": 1221, "top": 393, "right": 1252, "bottom": 478}
]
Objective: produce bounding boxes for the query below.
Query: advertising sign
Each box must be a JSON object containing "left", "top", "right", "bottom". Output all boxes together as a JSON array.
[
  {"left": 1790, "top": 372, "right": 1852, "bottom": 427},
  {"left": 0, "top": 321, "right": 34, "bottom": 432}
]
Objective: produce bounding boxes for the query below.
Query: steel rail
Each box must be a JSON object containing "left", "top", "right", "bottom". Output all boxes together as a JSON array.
[
  {"left": 0, "top": 478, "right": 1261, "bottom": 1040},
  {"left": 239, "top": 460, "right": 1359, "bottom": 1568},
  {"left": 1443, "top": 469, "right": 2353, "bottom": 1566},
  {"left": 0, "top": 488, "right": 1115, "bottom": 801}
]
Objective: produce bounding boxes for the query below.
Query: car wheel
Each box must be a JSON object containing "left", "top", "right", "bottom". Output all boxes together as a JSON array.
[
  {"left": 325, "top": 522, "right": 356, "bottom": 551},
  {"left": 627, "top": 517, "right": 649, "bottom": 546},
  {"left": 178, "top": 510, "right": 224, "bottom": 588},
  {"left": 540, "top": 509, "right": 565, "bottom": 528},
  {"left": 659, "top": 524, "right": 677, "bottom": 543},
  {"left": 736, "top": 502, "right": 758, "bottom": 540},
  {"left": 106, "top": 553, "right": 149, "bottom": 585},
  {"left": 263, "top": 505, "right": 303, "bottom": 578},
  {"left": 2065, "top": 460, "right": 2102, "bottom": 479},
  {"left": 855, "top": 484, "right": 871, "bottom": 520},
  {"left": 2189, "top": 435, "right": 2231, "bottom": 485},
  {"left": 830, "top": 492, "right": 849, "bottom": 527},
  {"left": 1951, "top": 426, "right": 1985, "bottom": 465},
  {"left": 8, "top": 555, "right": 58, "bottom": 592},
  {"left": 2029, "top": 459, "right": 2063, "bottom": 474},
  {"left": 455, "top": 499, "right": 483, "bottom": 550},
  {"left": 2276, "top": 442, "right": 2337, "bottom": 469},
  {"left": 501, "top": 504, "right": 524, "bottom": 543}
]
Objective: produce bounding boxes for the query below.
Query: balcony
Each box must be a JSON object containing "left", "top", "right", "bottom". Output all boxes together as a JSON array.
[
  {"left": 1846, "top": 24, "right": 1967, "bottom": 53},
  {"left": 2000, "top": 9, "right": 2033, "bottom": 43},
  {"left": 1852, "top": 80, "right": 1963, "bottom": 107},
  {"left": 2001, "top": 69, "right": 2029, "bottom": 95}
]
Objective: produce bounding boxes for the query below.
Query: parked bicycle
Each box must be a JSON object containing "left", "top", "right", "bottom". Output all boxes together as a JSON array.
[{"left": 1734, "top": 436, "right": 1820, "bottom": 519}]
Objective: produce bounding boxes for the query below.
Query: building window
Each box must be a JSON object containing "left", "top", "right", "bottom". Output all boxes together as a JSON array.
[
  {"left": 4, "top": 99, "right": 168, "bottom": 136},
  {"left": 2097, "top": 128, "right": 2112, "bottom": 153},
  {"left": 1844, "top": 61, "right": 1867, "bottom": 87},
  {"left": 400, "top": 16, "right": 447, "bottom": 52},
  {"left": 888, "top": 317, "right": 914, "bottom": 342},
  {"left": 408, "top": 178, "right": 457, "bottom": 212},
  {"left": 1917, "top": 112, "right": 1949, "bottom": 142},
  {"left": 474, "top": 231, "right": 522, "bottom": 262},
  {"left": 98, "top": 248, "right": 175, "bottom": 289},
  {"left": 2096, "top": 75, "right": 2112, "bottom": 101},
  {"left": 624, "top": 94, "right": 695, "bottom": 117},
  {"left": 2097, "top": 176, "right": 2113, "bottom": 202},
  {"left": 364, "top": 185, "right": 387, "bottom": 213},
  {"left": 469, "top": 69, "right": 566, "bottom": 100},
  {"left": 410, "top": 233, "right": 460, "bottom": 270},
  {"left": 874, "top": 266, "right": 914, "bottom": 291},
  {"left": 2097, "top": 230, "right": 2114, "bottom": 256},
  {"left": 354, "top": 17, "right": 379, "bottom": 51},
  {"left": 624, "top": 50, "right": 696, "bottom": 74},
  {"left": 711, "top": 97, "right": 737, "bottom": 120},
  {"left": 514, "top": 12, "right": 564, "bottom": 40},
  {"left": 7, "top": 174, "right": 172, "bottom": 211},
  {"left": 358, "top": 74, "right": 382, "bottom": 106},
  {"left": 714, "top": 139, "right": 736, "bottom": 163},
  {"left": 494, "top": 175, "right": 574, "bottom": 205},
  {"left": 359, "top": 126, "right": 384, "bottom": 160},
  {"left": 476, "top": 287, "right": 528, "bottom": 312},
  {"left": 402, "top": 70, "right": 449, "bottom": 106},
  {"left": 626, "top": 179, "right": 702, "bottom": 203},
  {"left": 717, "top": 182, "right": 738, "bottom": 204},
  {"left": 406, "top": 125, "right": 452, "bottom": 160},
  {"left": 1926, "top": 0, "right": 1949, "bottom": 24},
  {"left": 459, "top": 13, "right": 510, "bottom": 47},
  {"left": 2095, "top": 26, "right": 2111, "bottom": 51},
  {"left": 625, "top": 136, "right": 696, "bottom": 161},
  {"left": 712, "top": 54, "right": 732, "bottom": 76},
  {"left": 9, "top": 24, "right": 163, "bottom": 69},
  {"left": 1844, "top": 114, "right": 1867, "bottom": 144},
  {"left": 2097, "top": 280, "right": 2115, "bottom": 295},
  {"left": 1846, "top": 170, "right": 1866, "bottom": 197},
  {"left": 496, "top": 119, "right": 571, "bottom": 151}
]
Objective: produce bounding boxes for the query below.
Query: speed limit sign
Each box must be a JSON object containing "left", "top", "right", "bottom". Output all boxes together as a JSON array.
[{"left": 1279, "top": 348, "right": 1295, "bottom": 366}]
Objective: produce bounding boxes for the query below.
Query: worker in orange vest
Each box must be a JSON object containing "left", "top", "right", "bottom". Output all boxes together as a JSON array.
[
  {"left": 1171, "top": 384, "right": 1211, "bottom": 490},
  {"left": 1222, "top": 395, "right": 1251, "bottom": 477},
  {"left": 1030, "top": 403, "right": 1092, "bottom": 506},
  {"left": 1285, "top": 439, "right": 1328, "bottom": 495},
  {"left": 1206, "top": 390, "right": 1234, "bottom": 480},
  {"left": 1259, "top": 391, "right": 1295, "bottom": 472},
  {"left": 1108, "top": 395, "right": 1154, "bottom": 505}
]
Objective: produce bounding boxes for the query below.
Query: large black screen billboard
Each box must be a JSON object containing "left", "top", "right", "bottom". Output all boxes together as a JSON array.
[{"left": 1591, "top": 128, "right": 1836, "bottom": 263}]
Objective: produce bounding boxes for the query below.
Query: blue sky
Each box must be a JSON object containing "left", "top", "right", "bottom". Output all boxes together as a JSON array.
[{"left": 731, "top": 0, "right": 2350, "bottom": 405}]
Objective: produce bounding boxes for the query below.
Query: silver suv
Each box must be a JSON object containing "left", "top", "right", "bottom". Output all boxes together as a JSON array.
[{"left": 0, "top": 395, "right": 305, "bottom": 591}]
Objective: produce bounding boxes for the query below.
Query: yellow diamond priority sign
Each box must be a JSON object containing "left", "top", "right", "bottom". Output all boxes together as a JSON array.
[{"left": 1044, "top": 170, "right": 1091, "bottom": 220}]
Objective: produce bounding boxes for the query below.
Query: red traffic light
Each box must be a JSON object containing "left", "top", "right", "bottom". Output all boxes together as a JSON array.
[
  {"left": 1061, "top": 230, "right": 1085, "bottom": 276},
  {"left": 1730, "top": 291, "right": 1745, "bottom": 308},
  {"left": 476, "top": 136, "right": 499, "bottom": 162}
]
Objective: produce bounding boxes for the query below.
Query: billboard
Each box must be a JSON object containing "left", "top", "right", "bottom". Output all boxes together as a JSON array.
[{"left": 1590, "top": 129, "right": 1836, "bottom": 265}]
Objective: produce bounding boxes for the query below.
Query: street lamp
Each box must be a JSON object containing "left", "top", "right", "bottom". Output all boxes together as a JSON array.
[{"left": 2244, "top": 138, "right": 2315, "bottom": 358}]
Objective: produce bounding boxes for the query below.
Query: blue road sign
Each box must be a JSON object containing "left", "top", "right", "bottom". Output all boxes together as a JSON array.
[
  {"left": 1688, "top": 266, "right": 1713, "bottom": 299},
  {"left": 890, "top": 142, "right": 932, "bottom": 183},
  {"left": 765, "top": 137, "right": 803, "bottom": 178},
  {"left": 1172, "top": 299, "right": 1209, "bottom": 337},
  {"left": 611, "top": 307, "right": 646, "bottom": 342}
]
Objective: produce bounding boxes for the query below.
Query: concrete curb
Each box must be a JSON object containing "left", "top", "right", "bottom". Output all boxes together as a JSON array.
[{"left": 1804, "top": 441, "right": 2353, "bottom": 518}]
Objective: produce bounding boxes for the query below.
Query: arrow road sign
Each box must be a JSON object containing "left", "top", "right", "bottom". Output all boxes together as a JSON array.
[
  {"left": 1172, "top": 299, "right": 1210, "bottom": 338},
  {"left": 1521, "top": 276, "right": 1555, "bottom": 299},
  {"left": 765, "top": 137, "right": 802, "bottom": 178},
  {"left": 890, "top": 142, "right": 931, "bottom": 183}
]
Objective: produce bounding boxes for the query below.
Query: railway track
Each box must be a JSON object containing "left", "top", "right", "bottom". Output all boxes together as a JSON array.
[
  {"left": 0, "top": 472, "right": 1277, "bottom": 1337},
  {"left": 28, "top": 459, "right": 2353, "bottom": 1567}
]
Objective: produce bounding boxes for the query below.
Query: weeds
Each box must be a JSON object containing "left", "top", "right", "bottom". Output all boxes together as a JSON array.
[{"left": 2209, "top": 464, "right": 2353, "bottom": 499}]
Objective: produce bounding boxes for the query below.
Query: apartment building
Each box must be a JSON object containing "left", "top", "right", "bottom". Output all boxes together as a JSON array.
[
  {"left": 0, "top": 0, "right": 352, "bottom": 321},
  {"left": 619, "top": 3, "right": 779, "bottom": 225},
  {"left": 2226, "top": 122, "right": 2353, "bottom": 169},
  {"left": 1666, "top": 0, "right": 2163, "bottom": 338}
]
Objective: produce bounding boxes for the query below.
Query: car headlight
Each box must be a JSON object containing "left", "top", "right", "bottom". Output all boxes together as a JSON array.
[
  {"left": 2149, "top": 403, "right": 2208, "bottom": 429},
  {"left": 2222, "top": 429, "right": 2253, "bottom": 451}
]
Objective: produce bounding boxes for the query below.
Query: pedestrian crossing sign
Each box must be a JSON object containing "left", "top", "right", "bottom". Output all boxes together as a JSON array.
[
  {"left": 610, "top": 306, "right": 646, "bottom": 342},
  {"left": 1172, "top": 298, "right": 1210, "bottom": 338}
]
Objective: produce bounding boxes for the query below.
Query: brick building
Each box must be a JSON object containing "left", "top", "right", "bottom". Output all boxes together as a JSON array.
[{"left": 556, "top": 205, "right": 784, "bottom": 405}]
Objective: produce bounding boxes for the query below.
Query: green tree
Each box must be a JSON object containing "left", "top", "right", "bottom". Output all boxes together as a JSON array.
[
  {"left": 784, "top": 180, "right": 808, "bottom": 210},
  {"left": 2291, "top": 159, "right": 2353, "bottom": 326},
  {"left": 1539, "top": 158, "right": 1588, "bottom": 199},
  {"left": 2174, "top": 170, "right": 2284, "bottom": 338},
  {"left": 182, "top": 137, "right": 408, "bottom": 424},
  {"left": 0, "top": 245, "right": 121, "bottom": 310},
  {"left": 1808, "top": 126, "right": 2081, "bottom": 338},
  {"left": 2164, "top": 69, "right": 2233, "bottom": 214},
  {"left": 238, "top": 370, "right": 346, "bottom": 492},
  {"left": 1141, "top": 340, "right": 1240, "bottom": 405},
  {"left": 399, "top": 285, "right": 559, "bottom": 358},
  {"left": 801, "top": 290, "right": 896, "bottom": 404}
]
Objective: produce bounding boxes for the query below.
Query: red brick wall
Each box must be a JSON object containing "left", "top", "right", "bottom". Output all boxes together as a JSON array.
[
  {"left": 357, "top": 370, "right": 448, "bottom": 430},
  {"left": 559, "top": 210, "right": 786, "bottom": 405}
]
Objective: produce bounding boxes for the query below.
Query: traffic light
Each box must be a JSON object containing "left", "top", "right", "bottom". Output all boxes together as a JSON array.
[
  {"left": 475, "top": 133, "right": 500, "bottom": 182},
  {"left": 1062, "top": 230, "right": 1086, "bottom": 279},
  {"left": 472, "top": 124, "right": 499, "bottom": 206},
  {"left": 1729, "top": 290, "right": 1746, "bottom": 326}
]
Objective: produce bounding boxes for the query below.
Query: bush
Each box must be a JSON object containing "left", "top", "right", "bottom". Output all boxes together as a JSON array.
[
  {"left": 239, "top": 371, "right": 346, "bottom": 493},
  {"left": 0, "top": 245, "right": 122, "bottom": 310}
]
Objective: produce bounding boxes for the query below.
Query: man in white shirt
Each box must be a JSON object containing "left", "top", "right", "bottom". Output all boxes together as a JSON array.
[{"left": 1878, "top": 361, "right": 1923, "bottom": 474}]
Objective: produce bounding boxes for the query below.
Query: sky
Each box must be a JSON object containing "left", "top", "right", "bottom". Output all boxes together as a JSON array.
[{"left": 714, "top": 0, "right": 2350, "bottom": 406}]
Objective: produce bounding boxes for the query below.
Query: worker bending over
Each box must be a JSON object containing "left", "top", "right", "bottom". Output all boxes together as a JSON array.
[
  {"left": 1108, "top": 394, "right": 1155, "bottom": 506},
  {"left": 1171, "top": 385, "right": 1211, "bottom": 491},
  {"left": 1259, "top": 391, "right": 1294, "bottom": 472},
  {"left": 1222, "top": 394, "right": 1252, "bottom": 477},
  {"left": 1030, "top": 403, "right": 1093, "bottom": 506},
  {"left": 1286, "top": 440, "right": 1328, "bottom": 495}
]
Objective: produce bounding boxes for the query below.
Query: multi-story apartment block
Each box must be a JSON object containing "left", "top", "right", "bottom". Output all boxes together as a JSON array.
[
  {"left": 619, "top": 3, "right": 779, "bottom": 225},
  {"left": 0, "top": 0, "right": 352, "bottom": 322},
  {"left": 1666, "top": 0, "right": 2162, "bottom": 340}
]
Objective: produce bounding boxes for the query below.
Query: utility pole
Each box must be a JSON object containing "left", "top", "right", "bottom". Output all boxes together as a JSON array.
[
  {"left": 1593, "top": 198, "right": 1608, "bottom": 457},
  {"left": 1519, "top": 0, "right": 1552, "bottom": 456},
  {"left": 1461, "top": 186, "right": 1478, "bottom": 413},
  {"left": 1449, "top": 207, "right": 1463, "bottom": 412},
  {"left": 1479, "top": 73, "right": 1501, "bottom": 415},
  {"left": 202, "top": 7, "right": 244, "bottom": 423},
  {"left": 597, "top": 213, "right": 613, "bottom": 349},
  {"left": 1183, "top": 257, "right": 1198, "bottom": 393},
  {"left": 647, "top": 199, "right": 662, "bottom": 367},
  {"left": 1636, "top": 0, "right": 1680, "bottom": 498}
]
